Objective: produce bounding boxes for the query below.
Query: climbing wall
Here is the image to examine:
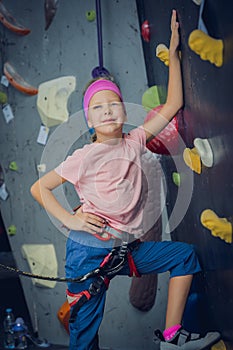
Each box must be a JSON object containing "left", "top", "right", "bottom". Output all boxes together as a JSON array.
[{"left": 137, "top": 0, "right": 233, "bottom": 347}]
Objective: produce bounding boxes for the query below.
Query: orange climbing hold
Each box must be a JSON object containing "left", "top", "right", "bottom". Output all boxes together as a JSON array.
[
  {"left": 57, "top": 300, "right": 70, "bottom": 334},
  {"left": 4, "top": 62, "right": 38, "bottom": 96},
  {"left": 0, "top": 2, "right": 30, "bottom": 35}
]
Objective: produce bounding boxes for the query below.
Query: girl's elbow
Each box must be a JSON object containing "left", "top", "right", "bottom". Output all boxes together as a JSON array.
[{"left": 30, "top": 181, "right": 39, "bottom": 199}]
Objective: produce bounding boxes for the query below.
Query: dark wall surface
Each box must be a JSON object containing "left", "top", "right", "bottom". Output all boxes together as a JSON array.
[{"left": 137, "top": 0, "right": 233, "bottom": 345}]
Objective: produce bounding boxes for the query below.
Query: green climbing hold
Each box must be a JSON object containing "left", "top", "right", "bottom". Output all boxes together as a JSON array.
[
  {"left": 9, "top": 161, "right": 18, "bottom": 171},
  {"left": 142, "top": 85, "right": 167, "bottom": 112},
  {"left": 172, "top": 172, "right": 181, "bottom": 187},
  {"left": 0, "top": 91, "right": 7, "bottom": 104},
  {"left": 7, "top": 225, "right": 17, "bottom": 236},
  {"left": 86, "top": 10, "right": 96, "bottom": 22}
]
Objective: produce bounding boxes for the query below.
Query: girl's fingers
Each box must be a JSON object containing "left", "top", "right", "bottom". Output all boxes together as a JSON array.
[
  {"left": 86, "top": 214, "right": 105, "bottom": 227},
  {"left": 87, "top": 223, "right": 104, "bottom": 234},
  {"left": 171, "top": 9, "right": 178, "bottom": 31}
]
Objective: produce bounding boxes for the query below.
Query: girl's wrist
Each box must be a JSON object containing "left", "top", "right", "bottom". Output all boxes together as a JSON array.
[
  {"left": 169, "top": 49, "right": 180, "bottom": 59},
  {"left": 62, "top": 212, "right": 74, "bottom": 227}
]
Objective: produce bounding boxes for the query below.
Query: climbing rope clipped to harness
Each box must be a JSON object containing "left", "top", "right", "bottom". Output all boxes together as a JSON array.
[
  {"left": 0, "top": 237, "right": 140, "bottom": 283},
  {"left": 0, "top": 233, "right": 141, "bottom": 324}
]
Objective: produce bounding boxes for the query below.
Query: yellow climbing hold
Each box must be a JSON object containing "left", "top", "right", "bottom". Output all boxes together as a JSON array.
[
  {"left": 21, "top": 244, "right": 58, "bottom": 288},
  {"left": 211, "top": 340, "right": 226, "bottom": 350},
  {"left": 201, "top": 209, "right": 232, "bottom": 244},
  {"left": 188, "top": 29, "right": 223, "bottom": 67},
  {"left": 183, "top": 147, "right": 202, "bottom": 174},
  {"left": 156, "top": 44, "right": 170, "bottom": 66}
]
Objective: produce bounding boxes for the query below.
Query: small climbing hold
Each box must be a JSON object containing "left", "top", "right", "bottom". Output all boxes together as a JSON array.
[
  {"left": 86, "top": 10, "right": 96, "bottom": 22},
  {"left": 9, "top": 161, "right": 18, "bottom": 171},
  {"left": 57, "top": 300, "right": 70, "bottom": 334},
  {"left": 141, "top": 20, "right": 150, "bottom": 42},
  {"left": 193, "top": 137, "right": 214, "bottom": 167},
  {"left": 201, "top": 209, "right": 232, "bottom": 244},
  {"left": 211, "top": 340, "right": 226, "bottom": 350},
  {"left": 172, "top": 172, "right": 181, "bottom": 187},
  {"left": 37, "top": 164, "right": 46, "bottom": 173},
  {"left": 183, "top": 147, "right": 202, "bottom": 174},
  {"left": 7, "top": 225, "right": 17, "bottom": 236},
  {"left": 44, "top": 0, "right": 59, "bottom": 30},
  {"left": 156, "top": 44, "right": 169, "bottom": 66},
  {"left": 192, "top": 0, "right": 202, "bottom": 5},
  {"left": 0, "top": 91, "right": 7, "bottom": 104},
  {"left": 4, "top": 62, "right": 38, "bottom": 95},
  {"left": 188, "top": 29, "right": 223, "bottom": 67}
]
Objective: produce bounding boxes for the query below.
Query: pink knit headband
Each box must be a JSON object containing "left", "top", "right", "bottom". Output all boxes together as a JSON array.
[{"left": 83, "top": 79, "right": 123, "bottom": 120}]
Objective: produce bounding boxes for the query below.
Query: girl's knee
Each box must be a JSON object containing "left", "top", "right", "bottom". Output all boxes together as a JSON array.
[{"left": 182, "top": 243, "right": 201, "bottom": 274}]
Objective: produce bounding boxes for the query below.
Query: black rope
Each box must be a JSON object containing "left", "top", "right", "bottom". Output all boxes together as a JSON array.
[
  {"left": 0, "top": 238, "right": 138, "bottom": 283},
  {"left": 0, "top": 247, "right": 126, "bottom": 283},
  {"left": 0, "top": 263, "right": 101, "bottom": 283}
]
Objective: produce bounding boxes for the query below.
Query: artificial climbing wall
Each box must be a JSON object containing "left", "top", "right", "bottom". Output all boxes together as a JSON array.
[{"left": 137, "top": 0, "right": 233, "bottom": 347}]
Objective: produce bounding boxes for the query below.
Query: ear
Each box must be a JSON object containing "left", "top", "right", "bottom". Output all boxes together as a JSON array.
[
  {"left": 123, "top": 107, "right": 127, "bottom": 122},
  {"left": 87, "top": 116, "right": 93, "bottom": 128}
]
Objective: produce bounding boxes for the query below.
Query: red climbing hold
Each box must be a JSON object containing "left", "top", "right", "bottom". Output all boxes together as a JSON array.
[
  {"left": 145, "top": 104, "right": 180, "bottom": 155},
  {"left": 141, "top": 20, "right": 150, "bottom": 42}
]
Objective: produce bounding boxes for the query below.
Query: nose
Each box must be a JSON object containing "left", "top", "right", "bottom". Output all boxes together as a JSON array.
[{"left": 104, "top": 104, "right": 113, "bottom": 115}]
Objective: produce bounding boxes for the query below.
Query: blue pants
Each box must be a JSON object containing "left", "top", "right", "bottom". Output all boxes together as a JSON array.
[{"left": 66, "top": 230, "right": 201, "bottom": 350}]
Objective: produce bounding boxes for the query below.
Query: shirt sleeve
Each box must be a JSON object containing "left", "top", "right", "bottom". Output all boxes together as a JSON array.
[
  {"left": 54, "top": 149, "right": 82, "bottom": 185},
  {"left": 126, "top": 125, "right": 147, "bottom": 146}
]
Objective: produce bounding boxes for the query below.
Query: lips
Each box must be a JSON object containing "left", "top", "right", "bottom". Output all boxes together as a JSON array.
[{"left": 102, "top": 119, "right": 116, "bottom": 123}]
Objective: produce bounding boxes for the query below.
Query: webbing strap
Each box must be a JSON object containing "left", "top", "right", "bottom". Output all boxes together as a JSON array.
[
  {"left": 127, "top": 252, "right": 140, "bottom": 277},
  {"left": 67, "top": 289, "right": 91, "bottom": 307},
  {"left": 67, "top": 247, "right": 140, "bottom": 324},
  {"left": 67, "top": 276, "right": 110, "bottom": 323}
]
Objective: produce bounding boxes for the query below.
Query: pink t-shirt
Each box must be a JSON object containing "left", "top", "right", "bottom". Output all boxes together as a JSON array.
[{"left": 55, "top": 126, "right": 147, "bottom": 235}]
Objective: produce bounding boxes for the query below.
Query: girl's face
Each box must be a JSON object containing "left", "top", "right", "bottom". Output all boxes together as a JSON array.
[{"left": 87, "top": 90, "right": 126, "bottom": 139}]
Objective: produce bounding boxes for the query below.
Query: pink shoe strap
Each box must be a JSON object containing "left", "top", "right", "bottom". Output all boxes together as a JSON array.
[{"left": 163, "top": 324, "right": 182, "bottom": 341}]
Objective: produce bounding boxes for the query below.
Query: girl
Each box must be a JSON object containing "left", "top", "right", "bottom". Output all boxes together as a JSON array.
[{"left": 31, "top": 10, "right": 220, "bottom": 350}]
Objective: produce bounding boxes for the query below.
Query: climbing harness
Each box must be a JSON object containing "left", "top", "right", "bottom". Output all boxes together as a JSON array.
[{"left": 67, "top": 235, "right": 141, "bottom": 323}]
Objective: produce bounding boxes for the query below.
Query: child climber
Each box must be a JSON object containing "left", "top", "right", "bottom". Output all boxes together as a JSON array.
[{"left": 31, "top": 9, "right": 220, "bottom": 350}]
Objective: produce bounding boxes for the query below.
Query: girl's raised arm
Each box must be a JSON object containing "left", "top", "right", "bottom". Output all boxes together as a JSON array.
[{"left": 143, "top": 9, "right": 183, "bottom": 142}]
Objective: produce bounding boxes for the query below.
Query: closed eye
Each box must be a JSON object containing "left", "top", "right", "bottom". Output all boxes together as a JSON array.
[
  {"left": 111, "top": 102, "right": 122, "bottom": 107},
  {"left": 92, "top": 104, "right": 102, "bottom": 110}
]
